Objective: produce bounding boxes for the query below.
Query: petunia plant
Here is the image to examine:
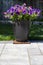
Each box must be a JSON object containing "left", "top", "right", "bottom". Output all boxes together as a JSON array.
[{"left": 4, "top": 3, "right": 41, "bottom": 22}]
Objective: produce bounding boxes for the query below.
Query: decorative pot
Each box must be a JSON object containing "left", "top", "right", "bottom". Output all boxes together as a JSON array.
[{"left": 13, "top": 20, "right": 31, "bottom": 42}]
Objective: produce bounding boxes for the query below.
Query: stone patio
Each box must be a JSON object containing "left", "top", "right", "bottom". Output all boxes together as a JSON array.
[{"left": 0, "top": 41, "right": 43, "bottom": 65}]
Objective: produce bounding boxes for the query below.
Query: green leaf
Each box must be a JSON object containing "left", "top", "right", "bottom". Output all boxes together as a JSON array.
[
  {"left": 30, "top": 14, "right": 37, "bottom": 20},
  {"left": 18, "top": 15, "right": 23, "bottom": 21},
  {"left": 11, "top": 14, "right": 18, "bottom": 22}
]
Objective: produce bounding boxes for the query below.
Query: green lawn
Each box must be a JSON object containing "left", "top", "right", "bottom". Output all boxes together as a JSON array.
[
  {"left": 0, "top": 22, "right": 43, "bottom": 40},
  {"left": 0, "top": 23, "right": 14, "bottom": 40}
]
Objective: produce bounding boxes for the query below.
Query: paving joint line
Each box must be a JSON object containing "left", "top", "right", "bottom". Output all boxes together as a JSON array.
[
  {"left": 27, "top": 48, "right": 31, "bottom": 65},
  {"left": 0, "top": 43, "right": 6, "bottom": 56},
  {"left": 37, "top": 43, "right": 43, "bottom": 55}
]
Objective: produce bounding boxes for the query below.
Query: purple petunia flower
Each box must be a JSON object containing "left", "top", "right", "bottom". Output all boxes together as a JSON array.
[
  {"left": 16, "top": 11, "right": 20, "bottom": 14},
  {"left": 7, "top": 9, "right": 10, "bottom": 13},
  {"left": 4, "top": 3, "right": 41, "bottom": 20},
  {"left": 22, "top": 10, "right": 27, "bottom": 14},
  {"left": 4, "top": 12, "right": 7, "bottom": 15},
  {"left": 22, "top": 3, "right": 26, "bottom": 7},
  {"left": 27, "top": 7, "right": 33, "bottom": 15}
]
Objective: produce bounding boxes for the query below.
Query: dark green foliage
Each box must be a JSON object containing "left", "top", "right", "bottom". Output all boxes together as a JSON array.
[{"left": 0, "top": 22, "right": 43, "bottom": 40}]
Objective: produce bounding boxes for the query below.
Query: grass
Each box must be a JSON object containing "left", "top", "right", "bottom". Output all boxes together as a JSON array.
[
  {"left": 0, "top": 22, "right": 43, "bottom": 40},
  {"left": 0, "top": 23, "right": 15, "bottom": 40}
]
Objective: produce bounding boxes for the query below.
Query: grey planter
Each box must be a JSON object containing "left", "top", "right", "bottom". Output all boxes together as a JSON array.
[{"left": 13, "top": 20, "right": 31, "bottom": 42}]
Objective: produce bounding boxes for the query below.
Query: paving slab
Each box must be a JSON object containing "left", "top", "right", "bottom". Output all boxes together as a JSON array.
[
  {"left": 0, "top": 42, "right": 43, "bottom": 65},
  {"left": 27, "top": 43, "right": 38, "bottom": 49},
  {"left": 0, "top": 41, "right": 13, "bottom": 44},
  {"left": 0, "top": 55, "right": 30, "bottom": 65},
  {"left": 0, "top": 44, "right": 5, "bottom": 55},
  {"left": 37, "top": 43, "right": 43, "bottom": 54},
  {"left": 28, "top": 48, "right": 41, "bottom": 56},
  {"left": 0, "top": 44, "right": 30, "bottom": 65},
  {"left": 30, "top": 55, "right": 43, "bottom": 65}
]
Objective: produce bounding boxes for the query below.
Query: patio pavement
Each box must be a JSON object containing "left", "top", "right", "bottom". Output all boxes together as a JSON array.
[{"left": 0, "top": 41, "right": 43, "bottom": 65}]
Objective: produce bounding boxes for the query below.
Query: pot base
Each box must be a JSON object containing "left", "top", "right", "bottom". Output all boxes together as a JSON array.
[{"left": 13, "top": 40, "right": 31, "bottom": 44}]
